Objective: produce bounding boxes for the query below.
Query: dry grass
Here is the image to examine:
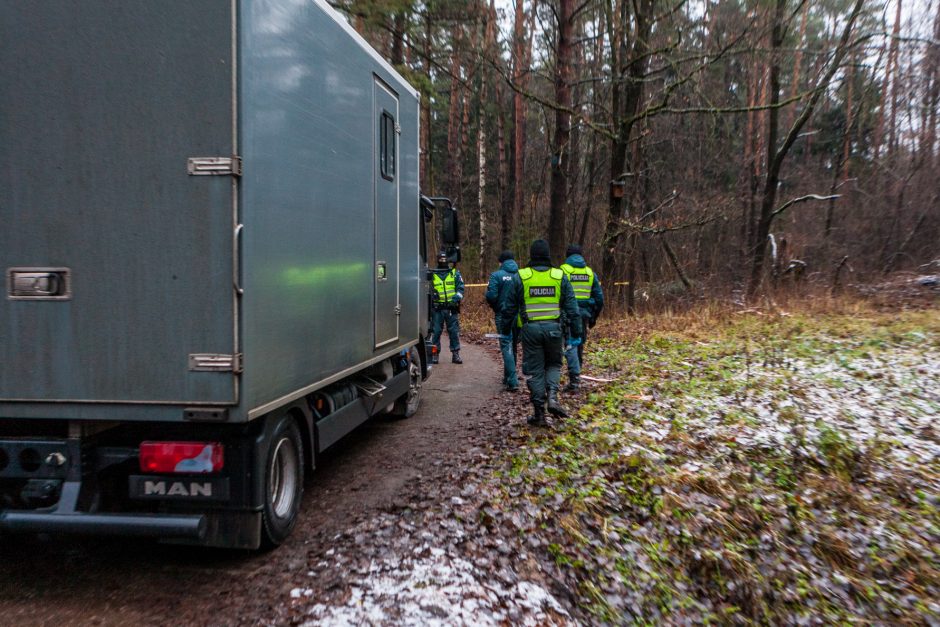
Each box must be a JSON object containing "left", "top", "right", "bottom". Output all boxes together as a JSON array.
[{"left": 460, "top": 279, "right": 936, "bottom": 342}]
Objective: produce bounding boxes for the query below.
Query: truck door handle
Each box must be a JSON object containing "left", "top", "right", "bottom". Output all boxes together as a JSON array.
[{"left": 8, "top": 268, "right": 71, "bottom": 300}]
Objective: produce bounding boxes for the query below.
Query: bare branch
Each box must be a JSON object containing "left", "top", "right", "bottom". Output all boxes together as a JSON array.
[{"left": 771, "top": 194, "right": 841, "bottom": 219}]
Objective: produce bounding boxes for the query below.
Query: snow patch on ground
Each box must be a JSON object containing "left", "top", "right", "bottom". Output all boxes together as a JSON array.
[
  {"left": 302, "top": 546, "right": 570, "bottom": 626},
  {"left": 649, "top": 346, "right": 940, "bottom": 475}
]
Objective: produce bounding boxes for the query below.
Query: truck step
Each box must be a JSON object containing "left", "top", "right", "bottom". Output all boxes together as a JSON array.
[{"left": 352, "top": 376, "right": 387, "bottom": 398}]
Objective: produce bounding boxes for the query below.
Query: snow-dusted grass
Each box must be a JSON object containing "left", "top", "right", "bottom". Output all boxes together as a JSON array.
[
  {"left": 302, "top": 545, "right": 569, "bottom": 627},
  {"left": 500, "top": 309, "right": 940, "bottom": 624}
]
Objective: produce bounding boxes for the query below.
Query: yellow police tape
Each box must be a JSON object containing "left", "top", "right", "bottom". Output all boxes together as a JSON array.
[{"left": 463, "top": 281, "right": 629, "bottom": 288}]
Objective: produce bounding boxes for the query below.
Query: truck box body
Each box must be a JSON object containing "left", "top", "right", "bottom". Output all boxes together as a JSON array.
[
  {"left": 0, "top": 1, "right": 431, "bottom": 547},
  {"left": 0, "top": 0, "right": 424, "bottom": 422}
]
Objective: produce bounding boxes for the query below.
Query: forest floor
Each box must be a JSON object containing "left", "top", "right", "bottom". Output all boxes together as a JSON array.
[
  {"left": 486, "top": 304, "right": 940, "bottom": 624},
  {"left": 292, "top": 298, "right": 939, "bottom": 625}
]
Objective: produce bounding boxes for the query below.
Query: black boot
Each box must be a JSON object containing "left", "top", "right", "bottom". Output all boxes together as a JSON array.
[
  {"left": 564, "top": 375, "right": 581, "bottom": 394},
  {"left": 547, "top": 389, "right": 568, "bottom": 417},
  {"left": 452, "top": 351, "right": 463, "bottom": 364},
  {"left": 526, "top": 403, "right": 547, "bottom": 427}
]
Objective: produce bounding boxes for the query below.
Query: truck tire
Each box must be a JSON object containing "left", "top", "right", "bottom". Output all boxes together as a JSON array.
[
  {"left": 260, "top": 415, "right": 304, "bottom": 548},
  {"left": 391, "top": 346, "right": 423, "bottom": 418}
]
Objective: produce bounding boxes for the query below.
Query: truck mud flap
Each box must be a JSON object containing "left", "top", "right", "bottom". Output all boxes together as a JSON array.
[{"left": 0, "top": 511, "right": 206, "bottom": 539}]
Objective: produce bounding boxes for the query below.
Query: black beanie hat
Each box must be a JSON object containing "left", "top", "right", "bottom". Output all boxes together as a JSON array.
[
  {"left": 498, "top": 250, "right": 515, "bottom": 263},
  {"left": 566, "top": 244, "right": 583, "bottom": 257},
  {"left": 529, "top": 239, "right": 552, "bottom": 265}
]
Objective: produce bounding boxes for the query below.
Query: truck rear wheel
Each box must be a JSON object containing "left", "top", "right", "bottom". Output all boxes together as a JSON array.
[
  {"left": 260, "top": 415, "right": 304, "bottom": 548},
  {"left": 391, "top": 346, "right": 423, "bottom": 418}
]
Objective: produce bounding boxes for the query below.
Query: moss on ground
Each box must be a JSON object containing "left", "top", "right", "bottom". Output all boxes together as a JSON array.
[{"left": 492, "top": 308, "right": 940, "bottom": 624}]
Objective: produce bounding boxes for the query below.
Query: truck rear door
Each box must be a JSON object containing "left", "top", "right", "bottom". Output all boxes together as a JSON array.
[
  {"left": 0, "top": 1, "right": 239, "bottom": 404},
  {"left": 373, "top": 77, "right": 401, "bottom": 349}
]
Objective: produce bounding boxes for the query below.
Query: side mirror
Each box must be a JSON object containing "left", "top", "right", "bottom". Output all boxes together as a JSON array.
[
  {"left": 440, "top": 204, "right": 459, "bottom": 245},
  {"left": 426, "top": 197, "right": 460, "bottom": 245}
]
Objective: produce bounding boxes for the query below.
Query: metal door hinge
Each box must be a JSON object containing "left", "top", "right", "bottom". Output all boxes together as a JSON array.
[
  {"left": 189, "top": 353, "right": 243, "bottom": 373},
  {"left": 394, "top": 123, "right": 402, "bottom": 135},
  {"left": 394, "top": 305, "right": 402, "bottom": 316},
  {"left": 188, "top": 156, "right": 242, "bottom": 177}
]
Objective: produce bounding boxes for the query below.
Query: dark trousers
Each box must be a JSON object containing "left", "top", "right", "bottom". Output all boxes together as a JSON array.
[
  {"left": 565, "top": 322, "right": 589, "bottom": 377},
  {"left": 496, "top": 321, "right": 520, "bottom": 387},
  {"left": 521, "top": 321, "right": 563, "bottom": 406},
  {"left": 431, "top": 308, "right": 460, "bottom": 353}
]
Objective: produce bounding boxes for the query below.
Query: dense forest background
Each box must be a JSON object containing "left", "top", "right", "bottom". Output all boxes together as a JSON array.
[{"left": 331, "top": 0, "right": 940, "bottom": 307}]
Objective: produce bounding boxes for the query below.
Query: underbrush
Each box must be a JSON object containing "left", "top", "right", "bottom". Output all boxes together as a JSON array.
[{"left": 491, "top": 306, "right": 940, "bottom": 624}]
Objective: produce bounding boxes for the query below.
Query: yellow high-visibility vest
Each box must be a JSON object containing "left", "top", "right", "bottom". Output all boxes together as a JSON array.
[
  {"left": 432, "top": 269, "right": 457, "bottom": 304},
  {"left": 560, "top": 263, "right": 594, "bottom": 302},
  {"left": 519, "top": 267, "right": 564, "bottom": 321}
]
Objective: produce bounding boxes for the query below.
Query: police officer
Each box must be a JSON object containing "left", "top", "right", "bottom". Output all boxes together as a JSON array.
[
  {"left": 499, "top": 239, "right": 582, "bottom": 426},
  {"left": 485, "top": 250, "right": 520, "bottom": 391},
  {"left": 560, "top": 244, "right": 604, "bottom": 392},
  {"left": 431, "top": 250, "right": 464, "bottom": 364}
]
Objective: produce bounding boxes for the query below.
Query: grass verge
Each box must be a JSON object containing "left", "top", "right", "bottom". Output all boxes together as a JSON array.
[{"left": 490, "top": 305, "right": 939, "bottom": 624}]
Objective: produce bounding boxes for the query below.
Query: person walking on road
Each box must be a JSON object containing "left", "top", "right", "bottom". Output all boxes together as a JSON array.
[
  {"left": 485, "top": 250, "right": 520, "bottom": 391},
  {"left": 560, "top": 244, "right": 604, "bottom": 392},
  {"left": 499, "top": 239, "right": 582, "bottom": 427},
  {"left": 431, "top": 250, "right": 465, "bottom": 364}
]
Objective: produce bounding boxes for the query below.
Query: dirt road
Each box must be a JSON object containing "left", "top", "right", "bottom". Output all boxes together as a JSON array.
[{"left": 0, "top": 342, "right": 514, "bottom": 626}]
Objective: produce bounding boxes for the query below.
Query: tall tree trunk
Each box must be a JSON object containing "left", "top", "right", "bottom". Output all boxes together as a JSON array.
[
  {"left": 497, "top": 90, "right": 511, "bottom": 251},
  {"left": 888, "top": 0, "right": 904, "bottom": 156},
  {"left": 420, "top": 9, "right": 432, "bottom": 191},
  {"left": 510, "top": 0, "right": 531, "bottom": 248},
  {"left": 601, "top": 0, "right": 654, "bottom": 284},
  {"left": 874, "top": 0, "right": 903, "bottom": 161},
  {"left": 489, "top": 0, "right": 511, "bottom": 254},
  {"left": 925, "top": 1, "right": 940, "bottom": 169},
  {"left": 747, "top": 0, "right": 865, "bottom": 299},
  {"left": 548, "top": 0, "right": 574, "bottom": 263},
  {"left": 478, "top": 104, "right": 488, "bottom": 277},
  {"left": 746, "top": 0, "right": 787, "bottom": 299},
  {"left": 390, "top": 11, "right": 406, "bottom": 66},
  {"left": 825, "top": 49, "right": 858, "bottom": 239},
  {"left": 578, "top": 4, "right": 604, "bottom": 249},
  {"left": 478, "top": 1, "right": 497, "bottom": 275},
  {"left": 446, "top": 32, "right": 463, "bottom": 198},
  {"left": 785, "top": 1, "right": 810, "bottom": 132},
  {"left": 459, "top": 84, "right": 470, "bottom": 208}
]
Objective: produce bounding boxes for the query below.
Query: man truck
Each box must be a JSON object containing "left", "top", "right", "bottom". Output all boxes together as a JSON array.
[{"left": 0, "top": 0, "right": 454, "bottom": 548}]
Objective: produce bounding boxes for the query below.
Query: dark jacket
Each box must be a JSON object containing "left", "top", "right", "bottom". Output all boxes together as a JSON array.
[
  {"left": 563, "top": 254, "right": 604, "bottom": 321},
  {"left": 485, "top": 259, "right": 519, "bottom": 314},
  {"left": 498, "top": 264, "right": 582, "bottom": 338}
]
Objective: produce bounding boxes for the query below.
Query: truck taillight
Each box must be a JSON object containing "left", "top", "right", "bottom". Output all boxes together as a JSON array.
[{"left": 139, "top": 442, "right": 224, "bottom": 474}]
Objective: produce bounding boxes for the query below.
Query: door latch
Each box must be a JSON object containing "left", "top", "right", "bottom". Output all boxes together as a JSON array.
[{"left": 7, "top": 268, "right": 71, "bottom": 300}]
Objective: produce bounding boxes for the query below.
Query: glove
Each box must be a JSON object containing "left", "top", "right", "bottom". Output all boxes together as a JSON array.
[
  {"left": 568, "top": 337, "right": 582, "bottom": 347},
  {"left": 588, "top": 317, "right": 597, "bottom": 329},
  {"left": 452, "top": 293, "right": 463, "bottom": 302}
]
